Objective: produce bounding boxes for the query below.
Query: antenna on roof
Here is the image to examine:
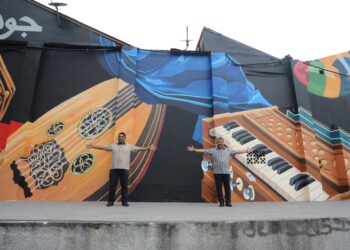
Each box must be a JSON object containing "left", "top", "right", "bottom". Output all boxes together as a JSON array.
[
  {"left": 181, "top": 26, "right": 193, "bottom": 50},
  {"left": 48, "top": 0, "right": 67, "bottom": 25}
]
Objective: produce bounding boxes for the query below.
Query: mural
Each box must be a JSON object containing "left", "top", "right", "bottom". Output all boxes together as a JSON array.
[
  {"left": 0, "top": 75, "right": 165, "bottom": 200},
  {"left": 94, "top": 37, "right": 271, "bottom": 143},
  {"left": 0, "top": 55, "right": 16, "bottom": 121},
  {"left": 293, "top": 51, "right": 350, "bottom": 98},
  {"left": 0, "top": 14, "right": 43, "bottom": 40},
  {"left": 0, "top": 55, "right": 16, "bottom": 150},
  {"left": 201, "top": 107, "right": 350, "bottom": 203},
  {"left": 0, "top": 0, "right": 349, "bottom": 203}
]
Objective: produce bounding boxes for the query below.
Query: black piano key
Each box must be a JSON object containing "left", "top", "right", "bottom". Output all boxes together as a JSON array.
[
  {"left": 254, "top": 144, "right": 267, "bottom": 151},
  {"left": 235, "top": 131, "right": 249, "bottom": 141},
  {"left": 252, "top": 144, "right": 272, "bottom": 154},
  {"left": 234, "top": 130, "right": 249, "bottom": 141},
  {"left": 263, "top": 148, "right": 273, "bottom": 154},
  {"left": 239, "top": 135, "right": 255, "bottom": 145},
  {"left": 232, "top": 130, "right": 246, "bottom": 139},
  {"left": 252, "top": 144, "right": 265, "bottom": 151},
  {"left": 267, "top": 157, "right": 284, "bottom": 166},
  {"left": 236, "top": 133, "right": 250, "bottom": 141},
  {"left": 276, "top": 164, "right": 292, "bottom": 174},
  {"left": 294, "top": 176, "right": 315, "bottom": 191},
  {"left": 272, "top": 162, "right": 289, "bottom": 171},
  {"left": 272, "top": 160, "right": 288, "bottom": 169},
  {"left": 289, "top": 173, "right": 309, "bottom": 186},
  {"left": 270, "top": 164, "right": 283, "bottom": 171},
  {"left": 224, "top": 122, "right": 239, "bottom": 130}
]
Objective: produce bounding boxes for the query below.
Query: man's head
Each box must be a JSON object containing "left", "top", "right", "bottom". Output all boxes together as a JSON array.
[
  {"left": 215, "top": 137, "right": 225, "bottom": 149},
  {"left": 117, "top": 132, "right": 126, "bottom": 144}
]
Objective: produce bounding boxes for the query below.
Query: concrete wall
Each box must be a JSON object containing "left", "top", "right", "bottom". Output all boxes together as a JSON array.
[{"left": 1, "top": 219, "right": 350, "bottom": 250}]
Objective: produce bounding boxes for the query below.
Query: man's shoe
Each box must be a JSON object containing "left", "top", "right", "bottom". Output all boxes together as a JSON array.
[
  {"left": 106, "top": 202, "right": 114, "bottom": 207},
  {"left": 122, "top": 202, "right": 129, "bottom": 207},
  {"left": 219, "top": 203, "right": 224, "bottom": 207},
  {"left": 226, "top": 203, "right": 232, "bottom": 207}
]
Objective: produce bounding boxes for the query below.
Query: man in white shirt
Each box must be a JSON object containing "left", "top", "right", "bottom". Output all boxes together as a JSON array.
[{"left": 87, "top": 132, "right": 156, "bottom": 207}]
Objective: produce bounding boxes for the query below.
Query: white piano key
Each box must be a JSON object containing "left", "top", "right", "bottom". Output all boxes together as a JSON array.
[
  {"left": 291, "top": 180, "right": 321, "bottom": 201},
  {"left": 273, "top": 168, "right": 300, "bottom": 196},
  {"left": 215, "top": 127, "right": 230, "bottom": 137},
  {"left": 279, "top": 172, "right": 314, "bottom": 201},
  {"left": 313, "top": 190, "right": 329, "bottom": 201},
  {"left": 294, "top": 182, "right": 325, "bottom": 201},
  {"left": 265, "top": 152, "right": 278, "bottom": 161}
]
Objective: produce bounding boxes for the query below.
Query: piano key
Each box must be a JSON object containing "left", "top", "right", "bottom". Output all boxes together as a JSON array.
[
  {"left": 271, "top": 168, "right": 300, "bottom": 196},
  {"left": 271, "top": 161, "right": 288, "bottom": 170},
  {"left": 290, "top": 173, "right": 309, "bottom": 186},
  {"left": 238, "top": 133, "right": 253, "bottom": 141},
  {"left": 262, "top": 169, "right": 300, "bottom": 201},
  {"left": 290, "top": 179, "right": 321, "bottom": 201},
  {"left": 263, "top": 167, "right": 290, "bottom": 189},
  {"left": 307, "top": 185, "right": 327, "bottom": 201},
  {"left": 229, "top": 137, "right": 261, "bottom": 150},
  {"left": 215, "top": 127, "right": 230, "bottom": 136},
  {"left": 232, "top": 130, "right": 248, "bottom": 140},
  {"left": 265, "top": 152, "right": 279, "bottom": 161},
  {"left": 228, "top": 127, "right": 246, "bottom": 136},
  {"left": 279, "top": 172, "right": 316, "bottom": 201},
  {"left": 276, "top": 164, "right": 292, "bottom": 174},
  {"left": 239, "top": 135, "right": 255, "bottom": 145},
  {"left": 267, "top": 157, "right": 284, "bottom": 166},
  {"left": 252, "top": 144, "right": 273, "bottom": 154},
  {"left": 209, "top": 126, "right": 225, "bottom": 137},
  {"left": 294, "top": 176, "right": 315, "bottom": 191},
  {"left": 313, "top": 191, "right": 329, "bottom": 201},
  {"left": 223, "top": 122, "right": 239, "bottom": 130},
  {"left": 262, "top": 152, "right": 279, "bottom": 165},
  {"left": 226, "top": 140, "right": 238, "bottom": 148}
]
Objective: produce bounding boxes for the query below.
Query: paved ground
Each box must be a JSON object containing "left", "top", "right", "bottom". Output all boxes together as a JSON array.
[{"left": 1, "top": 200, "right": 349, "bottom": 222}]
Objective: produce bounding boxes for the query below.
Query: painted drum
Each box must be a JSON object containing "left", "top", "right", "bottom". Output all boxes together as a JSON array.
[{"left": 201, "top": 160, "right": 212, "bottom": 172}]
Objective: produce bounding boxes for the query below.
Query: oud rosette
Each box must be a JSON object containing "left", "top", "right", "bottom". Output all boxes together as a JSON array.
[{"left": 10, "top": 140, "right": 69, "bottom": 198}]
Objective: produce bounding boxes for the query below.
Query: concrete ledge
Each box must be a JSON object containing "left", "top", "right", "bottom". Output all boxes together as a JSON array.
[
  {"left": 1, "top": 201, "right": 350, "bottom": 249},
  {"left": 1, "top": 219, "right": 350, "bottom": 250}
]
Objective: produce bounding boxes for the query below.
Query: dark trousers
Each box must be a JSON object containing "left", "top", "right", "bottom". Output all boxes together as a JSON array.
[
  {"left": 214, "top": 174, "right": 231, "bottom": 204},
  {"left": 108, "top": 169, "right": 129, "bottom": 203}
]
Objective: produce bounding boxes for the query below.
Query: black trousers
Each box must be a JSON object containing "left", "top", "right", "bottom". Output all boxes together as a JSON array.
[
  {"left": 214, "top": 174, "right": 231, "bottom": 204},
  {"left": 108, "top": 169, "right": 129, "bottom": 203}
]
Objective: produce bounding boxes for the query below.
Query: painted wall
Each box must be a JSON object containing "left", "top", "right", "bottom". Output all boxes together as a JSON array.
[{"left": 0, "top": 0, "right": 349, "bottom": 202}]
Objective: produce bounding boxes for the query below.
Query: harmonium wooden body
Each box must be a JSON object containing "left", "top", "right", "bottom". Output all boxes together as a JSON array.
[{"left": 201, "top": 106, "right": 350, "bottom": 203}]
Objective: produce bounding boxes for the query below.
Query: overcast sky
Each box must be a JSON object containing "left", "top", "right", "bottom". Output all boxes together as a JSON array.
[{"left": 36, "top": 0, "right": 349, "bottom": 61}]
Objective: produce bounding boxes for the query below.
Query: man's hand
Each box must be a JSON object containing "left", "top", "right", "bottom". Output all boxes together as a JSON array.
[
  {"left": 187, "top": 145, "right": 195, "bottom": 152},
  {"left": 86, "top": 143, "right": 93, "bottom": 149},
  {"left": 247, "top": 146, "right": 253, "bottom": 153},
  {"left": 149, "top": 145, "right": 157, "bottom": 151}
]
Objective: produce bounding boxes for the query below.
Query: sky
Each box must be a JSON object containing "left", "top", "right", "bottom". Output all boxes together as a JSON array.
[{"left": 36, "top": 0, "right": 350, "bottom": 61}]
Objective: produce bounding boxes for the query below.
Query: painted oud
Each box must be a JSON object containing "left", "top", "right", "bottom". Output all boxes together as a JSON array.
[{"left": 0, "top": 78, "right": 166, "bottom": 200}]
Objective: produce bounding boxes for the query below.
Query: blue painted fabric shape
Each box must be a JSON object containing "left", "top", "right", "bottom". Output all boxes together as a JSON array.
[{"left": 93, "top": 35, "right": 272, "bottom": 142}]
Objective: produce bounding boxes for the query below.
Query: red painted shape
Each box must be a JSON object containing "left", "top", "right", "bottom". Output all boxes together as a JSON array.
[
  {"left": 0, "top": 121, "right": 24, "bottom": 150},
  {"left": 293, "top": 61, "right": 309, "bottom": 87},
  {"left": 8, "top": 120, "right": 23, "bottom": 136}
]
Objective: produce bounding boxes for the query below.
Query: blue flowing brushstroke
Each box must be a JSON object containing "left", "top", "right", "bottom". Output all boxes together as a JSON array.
[{"left": 93, "top": 35, "right": 272, "bottom": 143}]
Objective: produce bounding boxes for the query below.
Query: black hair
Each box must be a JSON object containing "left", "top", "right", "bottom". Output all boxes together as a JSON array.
[{"left": 118, "top": 132, "right": 126, "bottom": 137}]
